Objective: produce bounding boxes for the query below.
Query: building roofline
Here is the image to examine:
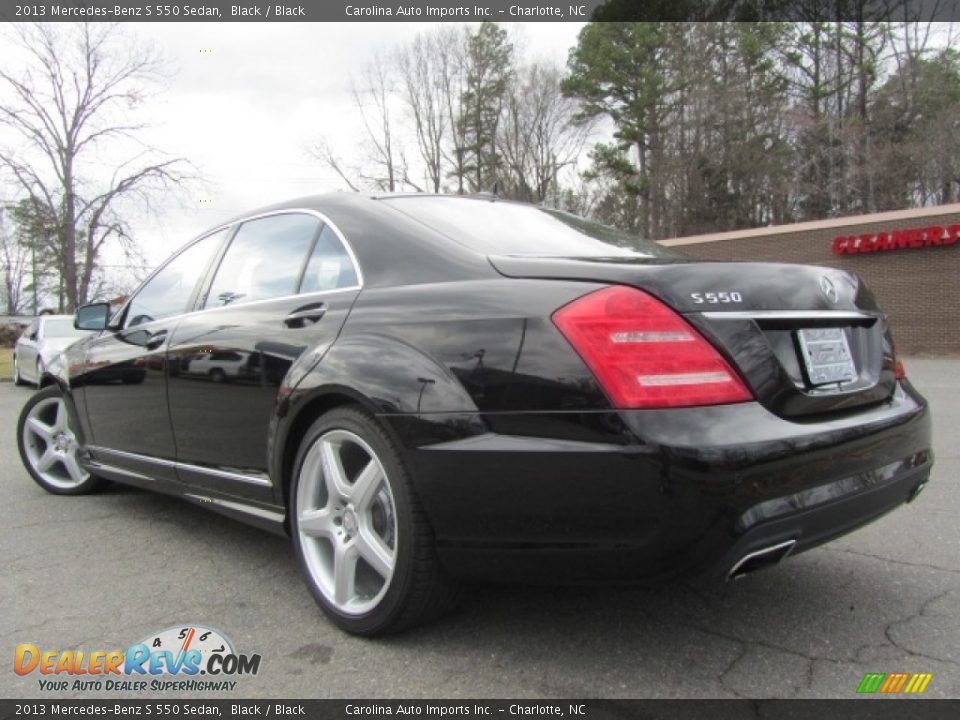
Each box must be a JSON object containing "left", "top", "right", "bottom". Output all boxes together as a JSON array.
[{"left": 659, "top": 203, "right": 960, "bottom": 247}]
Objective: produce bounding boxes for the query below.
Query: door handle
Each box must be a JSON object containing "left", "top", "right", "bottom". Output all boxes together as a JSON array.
[
  {"left": 145, "top": 330, "right": 168, "bottom": 351},
  {"left": 284, "top": 303, "right": 327, "bottom": 328}
]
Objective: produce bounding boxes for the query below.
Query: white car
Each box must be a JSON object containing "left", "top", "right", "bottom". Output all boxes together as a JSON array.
[
  {"left": 182, "top": 349, "right": 250, "bottom": 382},
  {"left": 13, "top": 315, "right": 91, "bottom": 386}
]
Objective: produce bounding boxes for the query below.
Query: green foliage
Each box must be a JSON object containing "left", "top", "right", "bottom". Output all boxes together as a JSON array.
[
  {"left": 458, "top": 22, "right": 513, "bottom": 192},
  {"left": 562, "top": 20, "right": 960, "bottom": 238}
]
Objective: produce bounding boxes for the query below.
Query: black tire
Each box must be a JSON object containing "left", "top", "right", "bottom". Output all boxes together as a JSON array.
[
  {"left": 290, "top": 405, "right": 461, "bottom": 635},
  {"left": 209, "top": 368, "right": 225, "bottom": 383},
  {"left": 17, "top": 385, "right": 107, "bottom": 495}
]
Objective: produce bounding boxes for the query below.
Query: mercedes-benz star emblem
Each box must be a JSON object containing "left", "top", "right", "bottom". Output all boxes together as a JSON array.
[{"left": 819, "top": 275, "right": 839, "bottom": 303}]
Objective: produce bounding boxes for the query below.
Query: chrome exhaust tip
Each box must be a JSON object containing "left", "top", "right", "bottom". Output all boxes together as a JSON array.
[
  {"left": 727, "top": 539, "right": 797, "bottom": 581},
  {"left": 907, "top": 479, "right": 928, "bottom": 503}
]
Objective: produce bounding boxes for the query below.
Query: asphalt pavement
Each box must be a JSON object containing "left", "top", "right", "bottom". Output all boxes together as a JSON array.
[{"left": 1, "top": 358, "right": 957, "bottom": 699}]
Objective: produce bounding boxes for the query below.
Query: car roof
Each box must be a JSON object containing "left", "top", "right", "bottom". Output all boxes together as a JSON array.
[{"left": 200, "top": 192, "right": 499, "bottom": 289}]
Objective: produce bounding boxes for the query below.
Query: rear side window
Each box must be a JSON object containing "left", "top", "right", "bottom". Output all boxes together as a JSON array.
[
  {"left": 299, "top": 225, "right": 359, "bottom": 294},
  {"left": 205, "top": 213, "right": 320, "bottom": 309},
  {"left": 382, "top": 196, "right": 679, "bottom": 258}
]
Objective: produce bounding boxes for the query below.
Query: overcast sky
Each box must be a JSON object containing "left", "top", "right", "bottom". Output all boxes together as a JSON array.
[{"left": 1, "top": 21, "right": 585, "bottom": 276}]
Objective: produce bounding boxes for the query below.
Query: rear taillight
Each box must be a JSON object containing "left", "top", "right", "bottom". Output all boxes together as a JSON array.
[
  {"left": 891, "top": 338, "right": 906, "bottom": 380},
  {"left": 552, "top": 286, "right": 753, "bottom": 409}
]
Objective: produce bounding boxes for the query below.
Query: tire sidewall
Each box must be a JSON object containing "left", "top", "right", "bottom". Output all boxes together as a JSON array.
[{"left": 290, "top": 407, "right": 417, "bottom": 635}]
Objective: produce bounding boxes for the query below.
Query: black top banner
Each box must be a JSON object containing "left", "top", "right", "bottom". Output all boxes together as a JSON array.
[{"left": 0, "top": 0, "right": 958, "bottom": 23}]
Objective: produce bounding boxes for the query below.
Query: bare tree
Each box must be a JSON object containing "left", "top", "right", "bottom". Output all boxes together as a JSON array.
[
  {"left": 498, "top": 61, "right": 592, "bottom": 203},
  {"left": 0, "top": 23, "right": 193, "bottom": 311},
  {"left": 0, "top": 205, "right": 31, "bottom": 314},
  {"left": 312, "top": 51, "right": 417, "bottom": 193},
  {"left": 396, "top": 29, "right": 456, "bottom": 193}
]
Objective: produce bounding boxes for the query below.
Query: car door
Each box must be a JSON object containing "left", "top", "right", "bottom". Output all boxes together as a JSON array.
[
  {"left": 17, "top": 320, "right": 39, "bottom": 380},
  {"left": 77, "top": 229, "right": 229, "bottom": 482},
  {"left": 166, "top": 212, "right": 361, "bottom": 502}
]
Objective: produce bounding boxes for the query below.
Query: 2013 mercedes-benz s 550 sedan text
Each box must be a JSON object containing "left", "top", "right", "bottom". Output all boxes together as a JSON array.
[{"left": 17, "top": 194, "right": 933, "bottom": 635}]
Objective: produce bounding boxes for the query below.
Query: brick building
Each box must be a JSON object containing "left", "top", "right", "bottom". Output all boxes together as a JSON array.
[{"left": 659, "top": 204, "right": 960, "bottom": 354}]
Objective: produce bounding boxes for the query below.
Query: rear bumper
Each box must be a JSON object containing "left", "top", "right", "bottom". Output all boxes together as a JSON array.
[{"left": 386, "top": 381, "right": 932, "bottom": 584}]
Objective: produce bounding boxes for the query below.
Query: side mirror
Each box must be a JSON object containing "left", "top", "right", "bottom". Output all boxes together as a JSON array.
[{"left": 75, "top": 302, "right": 111, "bottom": 331}]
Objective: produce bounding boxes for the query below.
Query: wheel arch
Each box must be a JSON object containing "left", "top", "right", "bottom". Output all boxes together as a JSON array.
[
  {"left": 270, "top": 333, "right": 478, "bottom": 527},
  {"left": 275, "top": 387, "right": 380, "bottom": 523}
]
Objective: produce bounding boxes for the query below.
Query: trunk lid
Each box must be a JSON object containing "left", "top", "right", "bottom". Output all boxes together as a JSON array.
[{"left": 489, "top": 255, "right": 899, "bottom": 418}]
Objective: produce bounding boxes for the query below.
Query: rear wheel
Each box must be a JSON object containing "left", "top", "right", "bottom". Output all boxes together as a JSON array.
[
  {"left": 290, "top": 406, "right": 461, "bottom": 635},
  {"left": 17, "top": 386, "right": 106, "bottom": 495}
]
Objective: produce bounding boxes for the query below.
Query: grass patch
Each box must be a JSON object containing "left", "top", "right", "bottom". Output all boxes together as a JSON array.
[{"left": 0, "top": 348, "right": 13, "bottom": 381}]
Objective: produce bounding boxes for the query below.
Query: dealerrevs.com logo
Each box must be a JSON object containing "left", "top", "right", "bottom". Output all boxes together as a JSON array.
[{"left": 14, "top": 625, "right": 261, "bottom": 692}]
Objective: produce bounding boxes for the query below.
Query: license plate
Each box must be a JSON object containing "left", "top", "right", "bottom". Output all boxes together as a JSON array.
[{"left": 797, "top": 327, "right": 857, "bottom": 386}]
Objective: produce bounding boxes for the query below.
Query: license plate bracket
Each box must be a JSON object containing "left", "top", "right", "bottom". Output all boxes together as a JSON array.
[{"left": 797, "top": 327, "right": 857, "bottom": 386}]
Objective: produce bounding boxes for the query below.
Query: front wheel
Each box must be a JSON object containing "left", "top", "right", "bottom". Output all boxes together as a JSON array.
[
  {"left": 290, "top": 406, "right": 461, "bottom": 635},
  {"left": 17, "top": 386, "right": 107, "bottom": 495}
]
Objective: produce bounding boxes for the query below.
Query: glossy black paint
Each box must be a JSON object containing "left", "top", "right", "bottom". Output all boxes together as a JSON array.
[{"left": 51, "top": 193, "right": 933, "bottom": 582}]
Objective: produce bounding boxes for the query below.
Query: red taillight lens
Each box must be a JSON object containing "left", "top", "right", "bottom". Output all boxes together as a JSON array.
[
  {"left": 890, "top": 337, "right": 906, "bottom": 380},
  {"left": 552, "top": 286, "right": 753, "bottom": 409}
]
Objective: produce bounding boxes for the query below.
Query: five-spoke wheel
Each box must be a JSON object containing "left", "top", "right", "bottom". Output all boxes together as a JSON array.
[
  {"left": 296, "top": 428, "right": 398, "bottom": 615},
  {"left": 17, "top": 386, "right": 106, "bottom": 495},
  {"left": 290, "top": 406, "right": 460, "bottom": 635}
]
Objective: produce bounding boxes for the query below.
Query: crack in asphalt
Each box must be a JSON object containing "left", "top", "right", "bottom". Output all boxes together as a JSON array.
[
  {"left": 883, "top": 588, "right": 959, "bottom": 667},
  {"left": 666, "top": 581, "right": 960, "bottom": 698},
  {"left": 822, "top": 546, "right": 960, "bottom": 576}
]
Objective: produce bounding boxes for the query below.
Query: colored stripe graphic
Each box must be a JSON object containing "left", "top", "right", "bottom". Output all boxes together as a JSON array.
[
  {"left": 904, "top": 673, "right": 933, "bottom": 694},
  {"left": 857, "top": 672, "right": 932, "bottom": 694},
  {"left": 857, "top": 673, "right": 885, "bottom": 693},
  {"left": 880, "top": 672, "right": 906, "bottom": 693}
]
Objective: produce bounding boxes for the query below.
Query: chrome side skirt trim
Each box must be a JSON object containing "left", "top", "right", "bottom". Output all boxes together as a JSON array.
[
  {"left": 701, "top": 310, "right": 877, "bottom": 322},
  {"left": 85, "top": 460, "right": 156, "bottom": 484},
  {"left": 184, "top": 493, "right": 285, "bottom": 524},
  {"left": 86, "top": 446, "right": 272, "bottom": 487}
]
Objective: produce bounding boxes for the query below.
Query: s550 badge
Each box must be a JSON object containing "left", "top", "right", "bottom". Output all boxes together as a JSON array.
[{"left": 690, "top": 292, "right": 743, "bottom": 304}]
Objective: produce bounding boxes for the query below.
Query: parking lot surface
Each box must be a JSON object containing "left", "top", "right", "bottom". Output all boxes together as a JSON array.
[{"left": 1, "top": 358, "right": 957, "bottom": 699}]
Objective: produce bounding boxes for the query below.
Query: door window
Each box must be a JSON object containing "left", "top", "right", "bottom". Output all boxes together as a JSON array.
[
  {"left": 125, "top": 229, "right": 227, "bottom": 328},
  {"left": 205, "top": 213, "right": 320, "bottom": 309},
  {"left": 299, "top": 225, "right": 360, "bottom": 293}
]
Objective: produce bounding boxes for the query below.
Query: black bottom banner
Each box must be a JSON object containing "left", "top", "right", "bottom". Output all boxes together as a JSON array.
[{"left": 1, "top": 700, "right": 958, "bottom": 720}]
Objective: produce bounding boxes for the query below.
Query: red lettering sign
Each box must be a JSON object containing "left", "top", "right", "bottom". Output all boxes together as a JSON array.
[{"left": 832, "top": 224, "right": 960, "bottom": 255}]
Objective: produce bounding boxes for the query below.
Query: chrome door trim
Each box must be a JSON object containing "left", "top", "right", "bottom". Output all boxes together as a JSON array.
[{"left": 87, "top": 445, "right": 272, "bottom": 487}]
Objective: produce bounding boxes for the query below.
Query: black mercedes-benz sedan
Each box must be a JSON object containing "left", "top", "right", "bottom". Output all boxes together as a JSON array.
[{"left": 17, "top": 193, "right": 932, "bottom": 635}]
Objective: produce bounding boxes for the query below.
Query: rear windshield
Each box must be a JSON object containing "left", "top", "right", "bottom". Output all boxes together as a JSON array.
[{"left": 381, "top": 196, "right": 679, "bottom": 259}]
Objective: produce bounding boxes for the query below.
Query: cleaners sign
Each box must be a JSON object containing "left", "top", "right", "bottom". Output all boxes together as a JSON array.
[{"left": 832, "top": 225, "right": 960, "bottom": 255}]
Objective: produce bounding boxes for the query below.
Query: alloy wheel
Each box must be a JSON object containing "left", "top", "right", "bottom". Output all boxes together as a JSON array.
[
  {"left": 21, "top": 395, "right": 90, "bottom": 489},
  {"left": 295, "top": 429, "right": 398, "bottom": 616}
]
